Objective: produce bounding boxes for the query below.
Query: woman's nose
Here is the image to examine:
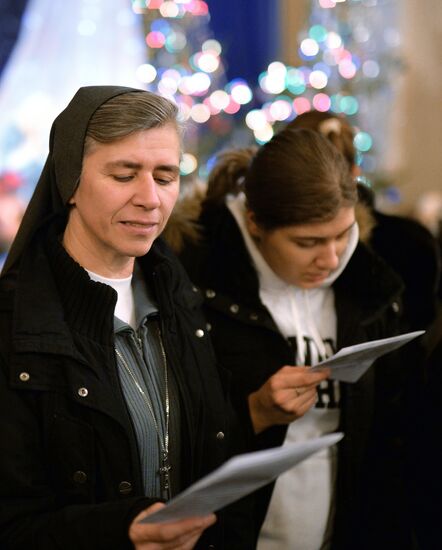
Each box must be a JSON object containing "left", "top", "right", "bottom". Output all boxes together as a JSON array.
[
  {"left": 133, "top": 175, "right": 161, "bottom": 209},
  {"left": 316, "top": 242, "right": 340, "bottom": 271}
]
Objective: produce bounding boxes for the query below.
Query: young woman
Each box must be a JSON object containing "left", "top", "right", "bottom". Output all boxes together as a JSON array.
[
  {"left": 288, "top": 109, "right": 440, "bottom": 332},
  {"left": 166, "top": 127, "right": 413, "bottom": 549},
  {"left": 0, "top": 86, "right": 254, "bottom": 549}
]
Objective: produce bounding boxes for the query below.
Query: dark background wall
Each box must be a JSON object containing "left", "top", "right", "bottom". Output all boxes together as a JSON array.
[
  {"left": 0, "top": 0, "right": 29, "bottom": 77},
  {"left": 207, "top": 0, "right": 280, "bottom": 82}
]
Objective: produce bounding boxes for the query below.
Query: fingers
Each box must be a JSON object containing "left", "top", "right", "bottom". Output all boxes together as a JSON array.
[
  {"left": 294, "top": 390, "right": 319, "bottom": 417},
  {"left": 129, "top": 505, "right": 217, "bottom": 550},
  {"left": 138, "top": 502, "right": 166, "bottom": 518},
  {"left": 277, "top": 385, "right": 317, "bottom": 414},
  {"left": 248, "top": 365, "right": 332, "bottom": 433},
  {"left": 263, "top": 366, "right": 328, "bottom": 405},
  {"left": 131, "top": 517, "right": 215, "bottom": 550},
  {"left": 293, "top": 382, "right": 320, "bottom": 398},
  {"left": 272, "top": 365, "right": 331, "bottom": 391}
]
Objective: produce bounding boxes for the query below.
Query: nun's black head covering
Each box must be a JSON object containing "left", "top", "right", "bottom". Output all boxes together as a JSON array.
[{"left": 1, "top": 85, "right": 144, "bottom": 276}]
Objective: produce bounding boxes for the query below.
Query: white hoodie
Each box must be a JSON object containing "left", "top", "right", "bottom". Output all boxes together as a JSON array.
[{"left": 227, "top": 194, "right": 359, "bottom": 550}]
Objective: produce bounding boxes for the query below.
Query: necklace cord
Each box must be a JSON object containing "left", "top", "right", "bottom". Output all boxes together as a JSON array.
[{"left": 114, "top": 324, "right": 171, "bottom": 498}]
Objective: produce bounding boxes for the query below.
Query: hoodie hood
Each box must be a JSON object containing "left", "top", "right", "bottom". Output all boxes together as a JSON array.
[
  {"left": 226, "top": 193, "right": 359, "bottom": 291},
  {"left": 226, "top": 193, "right": 359, "bottom": 364}
]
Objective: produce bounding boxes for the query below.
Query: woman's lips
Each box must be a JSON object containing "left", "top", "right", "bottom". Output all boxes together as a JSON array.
[
  {"left": 119, "top": 220, "right": 158, "bottom": 234},
  {"left": 305, "top": 272, "right": 329, "bottom": 282}
]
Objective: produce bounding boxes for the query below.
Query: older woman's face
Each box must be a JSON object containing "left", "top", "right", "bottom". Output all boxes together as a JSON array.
[
  {"left": 64, "top": 125, "right": 180, "bottom": 277},
  {"left": 247, "top": 206, "right": 356, "bottom": 289}
]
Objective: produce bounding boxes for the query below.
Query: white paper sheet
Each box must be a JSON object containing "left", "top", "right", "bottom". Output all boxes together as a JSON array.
[
  {"left": 141, "top": 432, "right": 344, "bottom": 524},
  {"left": 310, "top": 330, "right": 425, "bottom": 383}
]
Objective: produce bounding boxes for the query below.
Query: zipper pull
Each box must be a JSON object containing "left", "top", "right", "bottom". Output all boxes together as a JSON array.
[{"left": 131, "top": 332, "right": 142, "bottom": 350}]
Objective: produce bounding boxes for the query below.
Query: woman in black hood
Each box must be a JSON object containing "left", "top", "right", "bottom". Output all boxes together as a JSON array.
[{"left": 0, "top": 86, "right": 245, "bottom": 549}]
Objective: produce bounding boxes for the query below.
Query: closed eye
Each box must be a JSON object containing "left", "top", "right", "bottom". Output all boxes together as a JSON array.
[
  {"left": 113, "top": 174, "right": 134, "bottom": 182},
  {"left": 336, "top": 228, "right": 351, "bottom": 240},
  {"left": 155, "top": 177, "right": 175, "bottom": 186},
  {"left": 293, "top": 239, "right": 318, "bottom": 248}
]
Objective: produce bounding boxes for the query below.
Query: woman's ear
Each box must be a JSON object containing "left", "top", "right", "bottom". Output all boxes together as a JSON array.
[
  {"left": 67, "top": 181, "right": 80, "bottom": 206},
  {"left": 67, "top": 175, "right": 82, "bottom": 206},
  {"left": 245, "top": 210, "right": 262, "bottom": 240}
]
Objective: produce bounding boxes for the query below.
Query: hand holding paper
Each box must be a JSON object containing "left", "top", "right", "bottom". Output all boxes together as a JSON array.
[
  {"left": 310, "top": 330, "right": 425, "bottom": 383},
  {"left": 141, "top": 432, "right": 343, "bottom": 524}
]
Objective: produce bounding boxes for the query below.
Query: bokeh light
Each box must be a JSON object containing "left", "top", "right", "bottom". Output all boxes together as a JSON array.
[
  {"left": 165, "top": 31, "right": 187, "bottom": 52},
  {"left": 312, "top": 93, "right": 331, "bottom": 112},
  {"left": 300, "top": 38, "right": 320, "bottom": 57},
  {"left": 245, "top": 109, "right": 268, "bottom": 131},
  {"left": 158, "top": 76, "right": 178, "bottom": 95},
  {"left": 135, "top": 63, "right": 157, "bottom": 83},
  {"left": 254, "top": 123, "right": 274, "bottom": 144},
  {"left": 286, "top": 68, "right": 306, "bottom": 95},
  {"left": 269, "top": 99, "right": 293, "bottom": 121},
  {"left": 319, "top": 0, "right": 337, "bottom": 8},
  {"left": 146, "top": 31, "right": 166, "bottom": 48},
  {"left": 190, "top": 103, "right": 211, "bottom": 123},
  {"left": 229, "top": 80, "right": 253, "bottom": 104},
  {"left": 224, "top": 98, "right": 241, "bottom": 114},
  {"left": 354, "top": 131, "right": 373, "bottom": 152},
  {"left": 210, "top": 90, "right": 230, "bottom": 110},
  {"left": 196, "top": 51, "right": 220, "bottom": 73},
  {"left": 325, "top": 32, "right": 342, "bottom": 49},
  {"left": 309, "top": 70, "right": 328, "bottom": 89},
  {"left": 259, "top": 72, "right": 286, "bottom": 95},
  {"left": 190, "top": 72, "right": 211, "bottom": 94},
  {"left": 293, "top": 97, "right": 311, "bottom": 115},
  {"left": 180, "top": 153, "right": 198, "bottom": 175},
  {"left": 159, "top": 1, "right": 180, "bottom": 18},
  {"left": 340, "top": 95, "right": 359, "bottom": 115},
  {"left": 202, "top": 39, "right": 222, "bottom": 54},
  {"left": 338, "top": 59, "right": 357, "bottom": 79},
  {"left": 362, "top": 60, "right": 380, "bottom": 78},
  {"left": 309, "top": 24, "right": 328, "bottom": 42}
]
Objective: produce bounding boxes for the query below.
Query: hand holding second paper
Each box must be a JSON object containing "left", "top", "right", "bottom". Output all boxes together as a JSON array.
[
  {"left": 129, "top": 502, "right": 216, "bottom": 550},
  {"left": 248, "top": 366, "right": 331, "bottom": 434}
]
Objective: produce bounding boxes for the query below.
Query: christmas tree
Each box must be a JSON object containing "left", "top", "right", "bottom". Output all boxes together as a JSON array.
[{"left": 134, "top": 0, "right": 401, "bottom": 192}]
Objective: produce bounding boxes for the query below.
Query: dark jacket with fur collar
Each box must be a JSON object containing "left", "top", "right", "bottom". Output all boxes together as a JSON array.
[
  {"left": 167, "top": 196, "right": 415, "bottom": 550},
  {"left": 0, "top": 216, "right": 244, "bottom": 550}
]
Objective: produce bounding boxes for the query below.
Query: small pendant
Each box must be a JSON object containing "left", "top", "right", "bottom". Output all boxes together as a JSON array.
[{"left": 159, "top": 452, "right": 172, "bottom": 501}]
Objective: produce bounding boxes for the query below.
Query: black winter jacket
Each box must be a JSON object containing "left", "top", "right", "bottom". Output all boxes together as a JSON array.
[
  {"left": 179, "top": 203, "right": 414, "bottom": 550},
  {"left": 0, "top": 217, "right": 241, "bottom": 550}
]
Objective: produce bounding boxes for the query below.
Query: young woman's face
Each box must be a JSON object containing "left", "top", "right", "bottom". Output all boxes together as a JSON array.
[
  {"left": 65, "top": 124, "right": 180, "bottom": 277},
  {"left": 247, "top": 206, "right": 356, "bottom": 289}
]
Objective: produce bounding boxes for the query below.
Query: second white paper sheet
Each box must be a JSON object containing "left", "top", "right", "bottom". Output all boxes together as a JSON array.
[
  {"left": 141, "top": 432, "right": 343, "bottom": 524},
  {"left": 310, "top": 330, "right": 424, "bottom": 383}
]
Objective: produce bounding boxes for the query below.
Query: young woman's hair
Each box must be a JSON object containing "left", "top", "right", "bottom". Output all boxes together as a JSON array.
[
  {"left": 205, "top": 127, "right": 357, "bottom": 230},
  {"left": 287, "top": 110, "right": 356, "bottom": 170},
  {"left": 83, "top": 91, "right": 180, "bottom": 155},
  {"left": 204, "top": 146, "right": 257, "bottom": 207}
]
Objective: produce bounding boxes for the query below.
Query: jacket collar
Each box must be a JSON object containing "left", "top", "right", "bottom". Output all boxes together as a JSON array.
[
  {"left": 10, "top": 216, "right": 199, "bottom": 356},
  {"left": 12, "top": 216, "right": 116, "bottom": 356},
  {"left": 334, "top": 241, "right": 404, "bottom": 324}
]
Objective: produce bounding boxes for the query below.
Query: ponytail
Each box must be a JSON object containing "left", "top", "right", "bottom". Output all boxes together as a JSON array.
[
  {"left": 288, "top": 111, "right": 356, "bottom": 170},
  {"left": 203, "top": 147, "right": 257, "bottom": 208}
]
